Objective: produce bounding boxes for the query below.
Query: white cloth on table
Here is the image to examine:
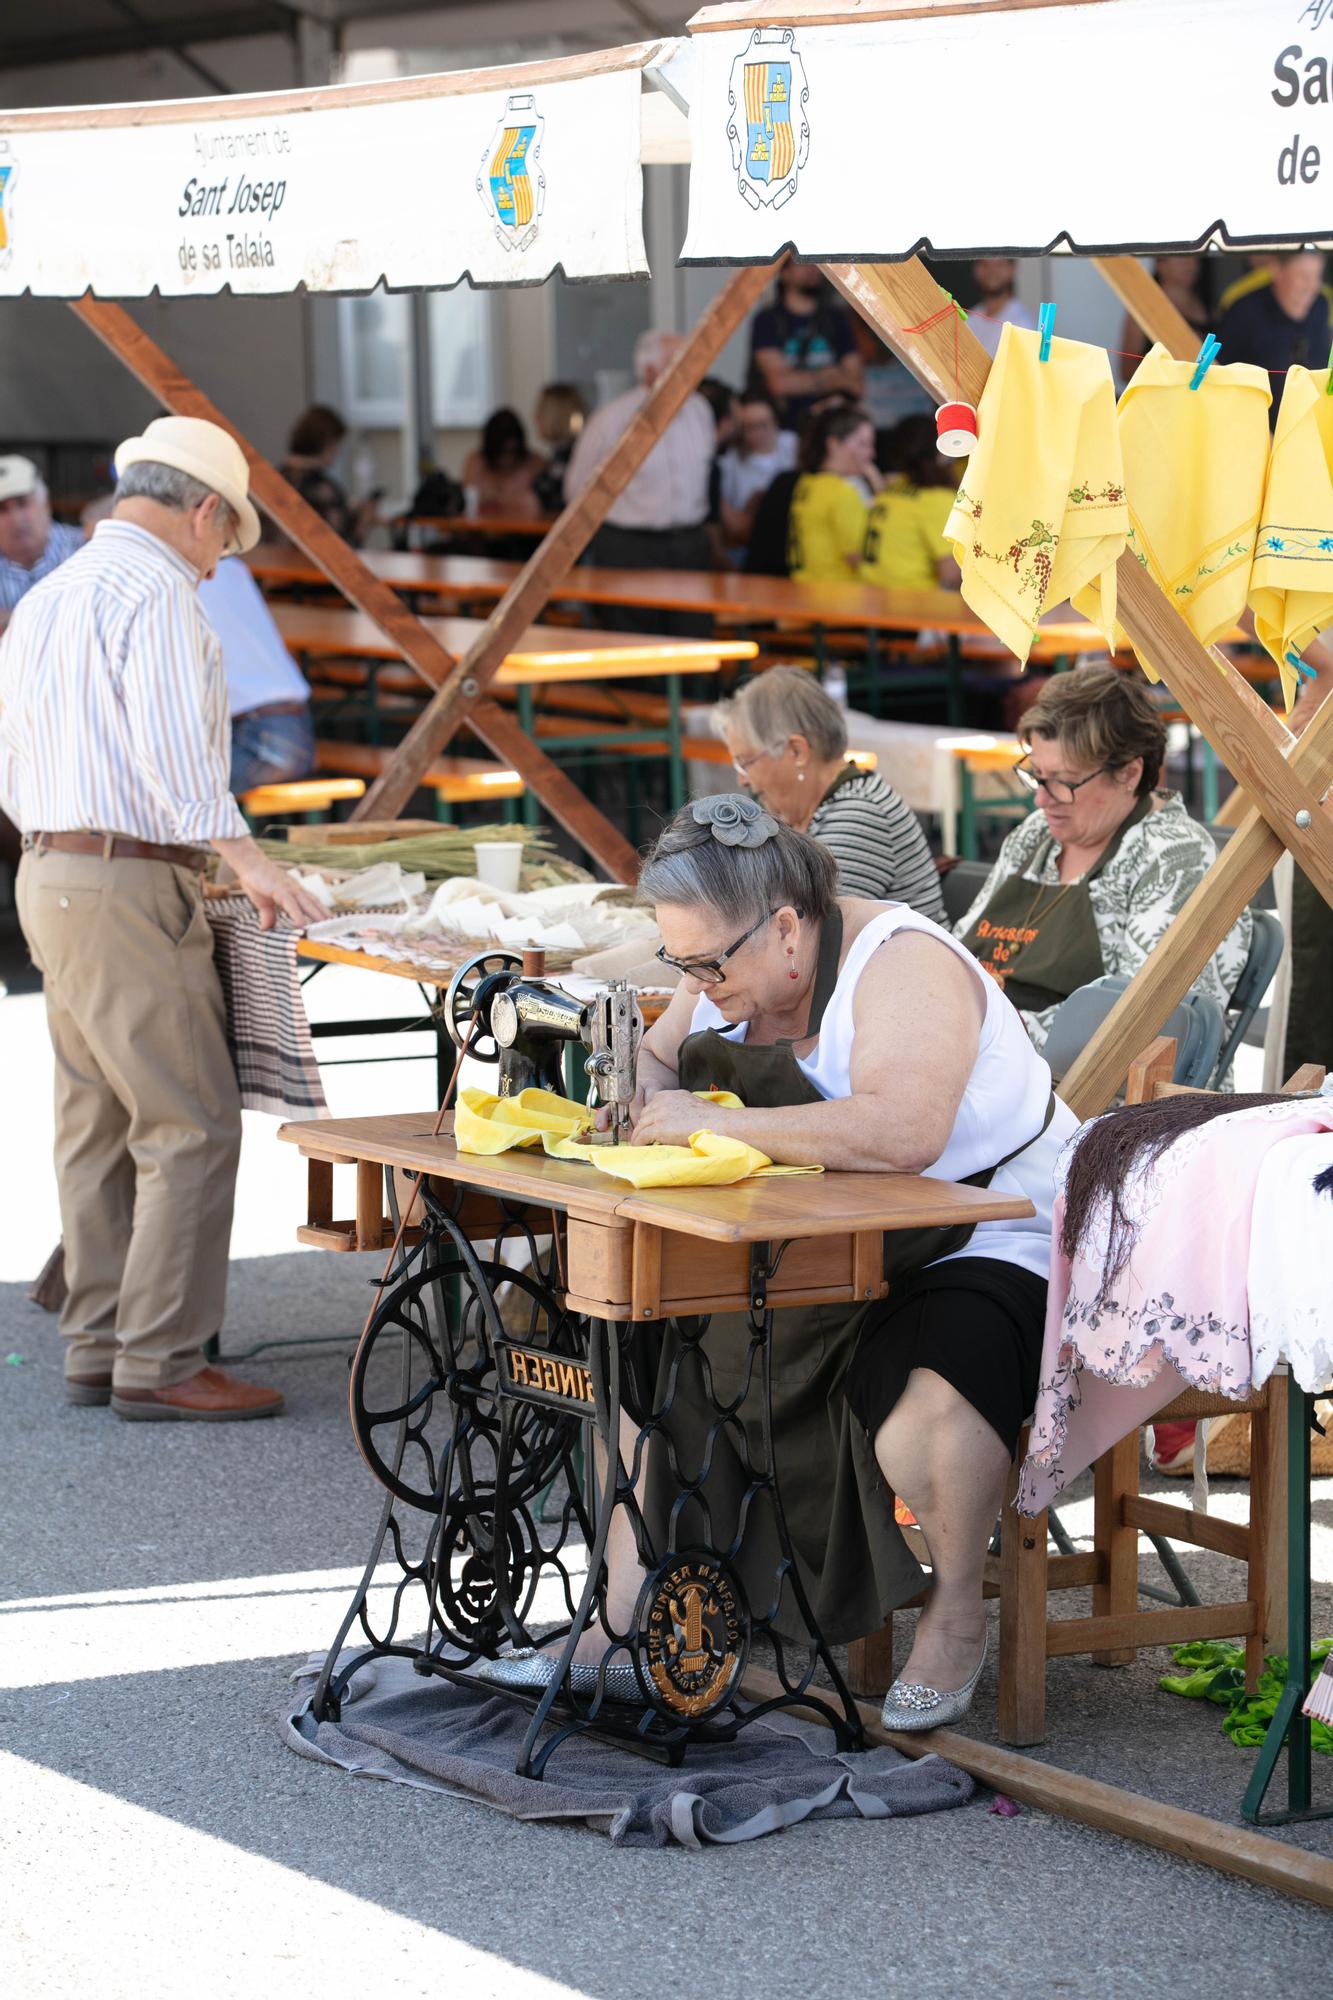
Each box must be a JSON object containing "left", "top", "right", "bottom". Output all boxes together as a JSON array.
[{"left": 1247, "top": 1130, "right": 1333, "bottom": 1395}]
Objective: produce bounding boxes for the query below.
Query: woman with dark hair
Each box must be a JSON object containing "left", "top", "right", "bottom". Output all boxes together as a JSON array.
[
  {"left": 860, "top": 413, "right": 962, "bottom": 591},
  {"left": 954, "top": 664, "right": 1253, "bottom": 1061},
  {"left": 280, "top": 404, "right": 376, "bottom": 545},
  {"left": 785, "top": 403, "right": 881, "bottom": 581},
  {"left": 462, "top": 406, "right": 545, "bottom": 519},
  {"left": 478, "top": 795, "right": 1076, "bottom": 1729},
  {"left": 532, "top": 382, "right": 587, "bottom": 513}
]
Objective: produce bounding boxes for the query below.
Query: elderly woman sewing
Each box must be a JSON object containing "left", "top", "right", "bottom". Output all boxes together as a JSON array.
[
  {"left": 711, "top": 666, "right": 947, "bottom": 920},
  {"left": 589, "top": 794, "right": 1074, "bottom": 1728},
  {"left": 954, "top": 665, "right": 1252, "bottom": 1063}
]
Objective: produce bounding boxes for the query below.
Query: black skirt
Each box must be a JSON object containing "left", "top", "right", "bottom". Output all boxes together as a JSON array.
[{"left": 843, "top": 1257, "right": 1049, "bottom": 1460}]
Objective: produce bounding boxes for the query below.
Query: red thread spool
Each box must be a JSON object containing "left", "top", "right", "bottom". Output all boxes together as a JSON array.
[{"left": 936, "top": 400, "right": 978, "bottom": 458}]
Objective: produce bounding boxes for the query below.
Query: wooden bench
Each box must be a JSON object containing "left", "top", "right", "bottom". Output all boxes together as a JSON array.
[
  {"left": 239, "top": 776, "right": 366, "bottom": 822},
  {"left": 314, "top": 740, "right": 524, "bottom": 820}
]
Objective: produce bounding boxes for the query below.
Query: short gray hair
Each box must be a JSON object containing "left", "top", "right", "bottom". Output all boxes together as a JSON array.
[
  {"left": 115, "top": 459, "right": 235, "bottom": 536},
  {"left": 638, "top": 796, "right": 836, "bottom": 928},
  {"left": 710, "top": 665, "right": 848, "bottom": 763},
  {"left": 633, "top": 329, "right": 681, "bottom": 384}
]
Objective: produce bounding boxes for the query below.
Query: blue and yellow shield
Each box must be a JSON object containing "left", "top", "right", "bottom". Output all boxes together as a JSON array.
[
  {"left": 0, "top": 147, "right": 16, "bottom": 269},
  {"left": 727, "top": 29, "right": 810, "bottom": 212},
  {"left": 477, "top": 95, "right": 546, "bottom": 252}
]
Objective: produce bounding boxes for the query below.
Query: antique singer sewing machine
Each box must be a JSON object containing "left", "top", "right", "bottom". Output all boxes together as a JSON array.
[
  {"left": 441, "top": 946, "right": 642, "bottom": 1140},
  {"left": 285, "top": 948, "right": 1024, "bottom": 1778}
]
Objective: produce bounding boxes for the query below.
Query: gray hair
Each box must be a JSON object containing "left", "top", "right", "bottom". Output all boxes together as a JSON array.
[
  {"left": 710, "top": 665, "right": 848, "bottom": 763},
  {"left": 115, "top": 459, "right": 235, "bottom": 536},
  {"left": 633, "top": 328, "right": 681, "bottom": 385},
  {"left": 638, "top": 795, "right": 836, "bottom": 929}
]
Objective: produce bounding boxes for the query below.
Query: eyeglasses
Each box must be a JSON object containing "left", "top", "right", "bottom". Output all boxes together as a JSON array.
[
  {"left": 655, "top": 909, "right": 775, "bottom": 987},
  {"left": 1013, "top": 754, "right": 1118, "bottom": 807},
  {"left": 730, "top": 743, "right": 781, "bottom": 776}
]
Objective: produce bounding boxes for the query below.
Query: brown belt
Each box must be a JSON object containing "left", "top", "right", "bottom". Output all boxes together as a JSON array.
[
  {"left": 234, "top": 699, "right": 309, "bottom": 722},
  {"left": 26, "top": 831, "right": 210, "bottom": 873}
]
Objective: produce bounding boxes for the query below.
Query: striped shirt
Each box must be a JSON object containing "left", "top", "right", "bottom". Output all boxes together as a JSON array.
[
  {"left": 0, "top": 518, "right": 247, "bottom": 845},
  {"left": 0, "top": 521, "right": 85, "bottom": 613},
  {"left": 808, "top": 769, "right": 946, "bottom": 922}
]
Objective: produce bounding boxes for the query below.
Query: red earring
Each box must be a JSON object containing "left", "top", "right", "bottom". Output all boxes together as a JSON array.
[{"left": 787, "top": 945, "right": 799, "bottom": 980}]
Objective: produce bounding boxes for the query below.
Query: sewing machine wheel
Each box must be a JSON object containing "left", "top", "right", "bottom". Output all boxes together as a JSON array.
[
  {"left": 443, "top": 949, "right": 523, "bottom": 1064},
  {"left": 349, "top": 1254, "right": 581, "bottom": 1514},
  {"left": 433, "top": 1501, "right": 540, "bottom": 1648}
]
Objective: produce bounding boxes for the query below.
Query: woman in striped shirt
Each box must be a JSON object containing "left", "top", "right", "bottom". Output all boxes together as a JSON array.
[{"left": 710, "top": 666, "right": 945, "bottom": 922}]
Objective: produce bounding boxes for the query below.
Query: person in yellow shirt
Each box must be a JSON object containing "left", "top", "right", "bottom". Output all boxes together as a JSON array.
[
  {"left": 786, "top": 404, "right": 878, "bottom": 581},
  {"left": 860, "top": 414, "right": 962, "bottom": 591}
]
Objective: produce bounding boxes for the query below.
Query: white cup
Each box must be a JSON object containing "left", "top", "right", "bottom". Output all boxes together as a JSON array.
[{"left": 474, "top": 841, "right": 525, "bottom": 893}]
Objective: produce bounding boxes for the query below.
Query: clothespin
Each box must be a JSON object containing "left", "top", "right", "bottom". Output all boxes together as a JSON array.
[
  {"left": 1325, "top": 340, "right": 1333, "bottom": 393},
  {"left": 1287, "top": 649, "right": 1318, "bottom": 681},
  {"left": 1037, "top": 302, "right": 1056, "bottom": 363},
  {"left": 1189, "top": 334, "right": 1221, "bottom": 391},
  {"left": 940, "top": 289, "right": 968, "bottom": 323}
]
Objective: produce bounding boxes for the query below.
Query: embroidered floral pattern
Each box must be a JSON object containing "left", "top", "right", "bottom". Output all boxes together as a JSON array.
[{"left": 1257, "top": 525, "right": 1333, "bottom": 561}]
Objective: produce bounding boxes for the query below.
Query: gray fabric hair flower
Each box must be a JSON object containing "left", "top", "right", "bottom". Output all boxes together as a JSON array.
[{"left": 690, "top": 794, "right": 778, "bottom": 848}]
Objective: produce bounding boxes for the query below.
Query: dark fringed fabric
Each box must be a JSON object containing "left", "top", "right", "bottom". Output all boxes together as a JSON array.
[
  {"left": 1315, "top": 1163, "right": 1333, "bottom": 1198},
  {"left": 1060, "top": 1095, "right": 1299, "bottom": 1307}
]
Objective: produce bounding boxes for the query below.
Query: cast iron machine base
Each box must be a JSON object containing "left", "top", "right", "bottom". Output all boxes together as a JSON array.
[{"left": 311, "top": 1177, "right": 863, "bottom": 1777}]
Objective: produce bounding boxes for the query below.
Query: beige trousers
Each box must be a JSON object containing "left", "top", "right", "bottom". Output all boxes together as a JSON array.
[{"left": 17, "top": 849, "right": 242, "bottom": 1389}]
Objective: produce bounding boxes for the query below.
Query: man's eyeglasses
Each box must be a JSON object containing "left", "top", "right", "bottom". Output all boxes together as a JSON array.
[
  {"left": 1013, "top": 755, "right": 1117, "bottom": 807},
  {"left": 655, "top": 909, "right": 775, "bottom": 987}
]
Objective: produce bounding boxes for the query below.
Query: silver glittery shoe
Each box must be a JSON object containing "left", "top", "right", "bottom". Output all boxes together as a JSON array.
[
  {"left": 471, "top": 1649, "right": 641, "bottom": 1701},
  {"left": 880, "top": 1634, "right": 987, "bottom": 1733}
]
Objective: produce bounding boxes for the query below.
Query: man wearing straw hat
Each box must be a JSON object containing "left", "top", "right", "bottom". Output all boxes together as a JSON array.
[{"left": 0, "top": 416, "right": 325, "bottom": 1422}]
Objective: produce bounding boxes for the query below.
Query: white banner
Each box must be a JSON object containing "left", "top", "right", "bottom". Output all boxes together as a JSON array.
[
  {"left": 0, "top": 66, "right": 648, "bottom": 296},
  {"left": 682, "top": 0, "right": 1333, "bottom": 263}
]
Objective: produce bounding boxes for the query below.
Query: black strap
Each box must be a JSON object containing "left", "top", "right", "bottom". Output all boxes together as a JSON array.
[{"left": 803, "top": 904, "right": 844, "bottom": 1039}]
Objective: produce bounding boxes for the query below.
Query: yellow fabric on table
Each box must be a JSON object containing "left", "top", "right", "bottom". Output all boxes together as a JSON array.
[
  {"left": 1114, "top": 344, "right": 1271, "bottom": 676},
  {"left": 1250, "top": 365, "right": 1333, "bottom": 712},
  {"left": 453, "top": 1086, "right": 592, "bottom": 1155},
  {"left": 945, "top": 322, "right": 1128, "bottom": 664},
  {"left": 544, "top": 1126, "right": 822, "bottom": 1188}
]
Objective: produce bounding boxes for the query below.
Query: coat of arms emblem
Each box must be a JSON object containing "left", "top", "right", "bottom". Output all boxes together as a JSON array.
[
  {"left": 477, "top": 94, "right": 545, "bottom": 253},
  {"left": 0, "top": 143, "right": 17, "bottom": 272},
  {"left": 726, "top": 27, "right": 810, "bottom": 212}
]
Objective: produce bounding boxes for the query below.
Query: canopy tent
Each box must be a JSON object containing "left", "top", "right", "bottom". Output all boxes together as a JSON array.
[
  {"left": 682, "top": 0, "right": 1333, "bottom": 262},
  {"left": 0, "top": 45, "right": 659, "bottom": 295}
]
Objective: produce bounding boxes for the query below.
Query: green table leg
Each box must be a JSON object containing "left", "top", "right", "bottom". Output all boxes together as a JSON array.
[
  {"left": 1202, "top": 736, "right": 1220, "bottom": 824},
  {"left": 1242, "top": 1377, "right": 1327, "bottom": 1824},
  {"left": 946, "top": 637, "right": 964, "bottom": 726},
  {"left": 667, "top": 678, "right": 685, "bottom": 812},
  {"left": 517, "top": 687, "right": 540, "bottom": 827},
  {"left": 959, "top": 763, "right": 978, "bottom": 861}
]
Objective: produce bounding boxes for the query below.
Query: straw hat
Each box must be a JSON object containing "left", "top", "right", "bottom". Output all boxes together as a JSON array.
[{"left": 114, "top": 416, "right": 260, "bottom": 553}]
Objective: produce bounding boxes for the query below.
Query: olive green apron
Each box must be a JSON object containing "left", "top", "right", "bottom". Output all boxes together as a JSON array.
[
  {"left": 959, "top": 795, "right": 1152, "bottom": 1015},
  {"left": 637, "top": 904, "right": 1048, "bottom": 1644}
]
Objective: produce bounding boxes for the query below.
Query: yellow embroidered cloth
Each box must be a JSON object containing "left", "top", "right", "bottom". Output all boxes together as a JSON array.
[
  {"left": 1115, "top": 344, "right": 1271, "bottom": 675},
  {"left": 454, "top": 1086, "right": 820, "bottom": 1187},
  {"left": 1250, "top": 364, "right": 1333, "bottom": 711},
  {"left": 945, "top": 323, "right": 1128, "bottom": 664}
]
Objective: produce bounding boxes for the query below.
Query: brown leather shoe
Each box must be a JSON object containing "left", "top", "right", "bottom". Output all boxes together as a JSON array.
[
  {"left": 111, "top": 1365, "right": 285, "bottom": 1423},
  {"left": 66, "top": 1373, "right": 113, "bottom": 1407}
]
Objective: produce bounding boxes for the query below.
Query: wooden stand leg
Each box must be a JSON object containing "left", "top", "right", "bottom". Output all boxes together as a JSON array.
[
  {"left": 1092, "top": 1431, "right": 1141, "bottom": 1666},
  {"left": 1248, "top": 1374, "right": 1289, "bottom": 1684},
  {"left": 846, "top": 1620, "right": 896, "bottom": 1700},
  {"left": 998, "top": 1451, "right": 1049, "bottom": 1747}
]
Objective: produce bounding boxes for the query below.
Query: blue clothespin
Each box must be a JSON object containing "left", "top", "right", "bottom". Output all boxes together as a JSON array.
[
  {"left": 1037, "top": 302, "right": 1056, "bottom": 362},
  {"left": 1189, "top": 334, "right": 1221, "bottom": 391},
  {"left": 1287, "top": 649, "right": 1318, "bottom": 681}
]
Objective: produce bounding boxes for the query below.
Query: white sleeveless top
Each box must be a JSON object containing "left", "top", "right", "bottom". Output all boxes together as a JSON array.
[{"left": 688, "top": 905, "right": 1077, "bottom": 1278}]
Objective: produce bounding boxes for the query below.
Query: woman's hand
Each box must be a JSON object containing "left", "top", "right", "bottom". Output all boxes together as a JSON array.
[
  {"left": 631, "top": 1090, "right": 733, "bottom": 1148},
  {"left": 593, "top": 1089, "right": 645, "bottom": 1134}
]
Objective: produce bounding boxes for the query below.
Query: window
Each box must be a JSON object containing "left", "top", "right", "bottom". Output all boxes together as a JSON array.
[{"left": 338, "top": 286, "right": 494, "bottom": 428}]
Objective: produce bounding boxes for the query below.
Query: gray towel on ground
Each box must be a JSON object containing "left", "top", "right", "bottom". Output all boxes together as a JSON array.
[{"left": 281, "top": 1654, "right": 974, "bottom": 1848}]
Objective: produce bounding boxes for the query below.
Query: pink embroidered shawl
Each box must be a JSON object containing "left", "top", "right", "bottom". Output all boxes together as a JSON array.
[{"left": 1018, "top": 1099, "right": 1333, "bottom": 1516}]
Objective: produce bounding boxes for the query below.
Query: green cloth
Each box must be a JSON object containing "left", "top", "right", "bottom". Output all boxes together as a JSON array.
[{"left": 1160, "top": 1638, "right": 1333, "bottom": 1753}]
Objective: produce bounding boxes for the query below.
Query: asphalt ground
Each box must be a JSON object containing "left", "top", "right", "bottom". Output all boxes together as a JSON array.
[{"left": 2, "top": 920, "right": 1331, "bottom": 1998}]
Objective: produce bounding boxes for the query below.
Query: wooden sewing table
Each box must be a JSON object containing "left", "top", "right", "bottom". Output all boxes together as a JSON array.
[{"left": 278, "top": 1107, "right": 1034, "bottom": 1775}]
